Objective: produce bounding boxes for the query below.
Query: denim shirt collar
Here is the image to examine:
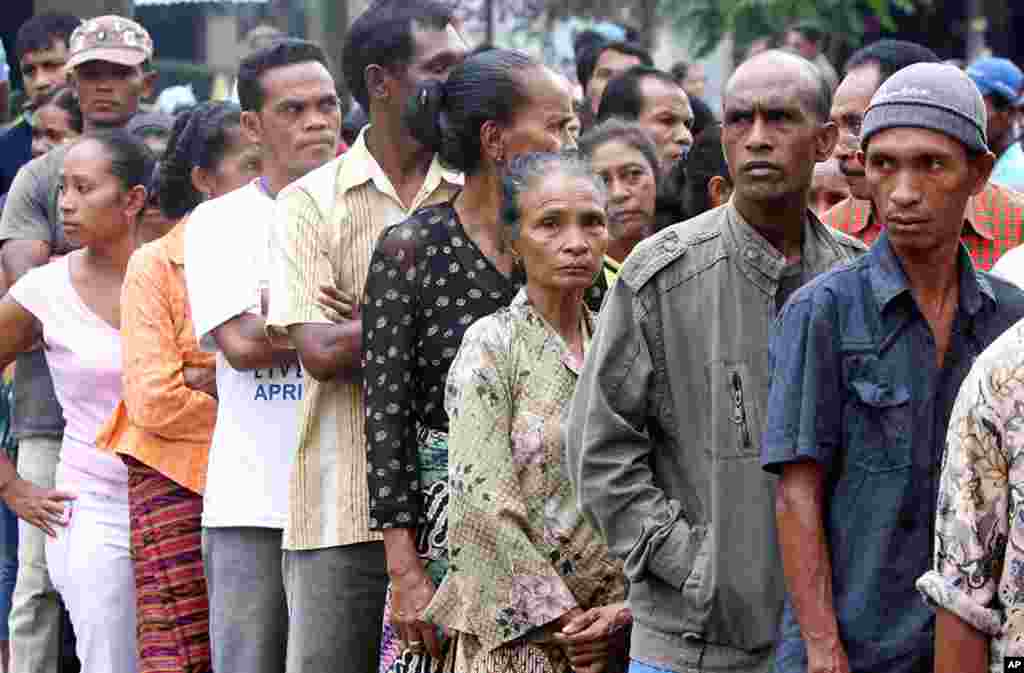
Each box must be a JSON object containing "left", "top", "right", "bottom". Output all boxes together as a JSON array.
[{"left": 868, "top": 230, "right": 995, "bottom": 317}]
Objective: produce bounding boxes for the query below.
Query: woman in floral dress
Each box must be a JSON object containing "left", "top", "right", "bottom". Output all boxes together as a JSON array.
[{"left": 425, "top": 153, "right": 630, "bottom": 673}]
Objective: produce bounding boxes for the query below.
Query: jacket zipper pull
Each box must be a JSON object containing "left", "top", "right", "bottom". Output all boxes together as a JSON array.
[{"left": 731, "top": 371, "right": 751, "bottom": 448}]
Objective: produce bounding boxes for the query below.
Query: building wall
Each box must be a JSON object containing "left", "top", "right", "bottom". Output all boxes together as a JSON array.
[{"left": 34, "top": 0, "right": 133, "bottom": 19}]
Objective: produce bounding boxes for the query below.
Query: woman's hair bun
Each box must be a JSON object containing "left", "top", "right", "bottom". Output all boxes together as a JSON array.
[{"left": 405, "top": 79, "right": 447, "bottom": 152}]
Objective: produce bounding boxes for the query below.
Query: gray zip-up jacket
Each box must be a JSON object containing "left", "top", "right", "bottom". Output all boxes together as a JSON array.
[{"left": 566, "top": 202, "right": 865, "bottom": 670}]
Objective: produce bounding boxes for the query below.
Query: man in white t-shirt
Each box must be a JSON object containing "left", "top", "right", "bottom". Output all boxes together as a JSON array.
[{"left": 184, "top": 39, "right": 345, "bottom": 673}]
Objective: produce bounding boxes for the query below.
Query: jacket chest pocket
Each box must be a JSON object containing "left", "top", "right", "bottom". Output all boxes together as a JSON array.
[
  {"left": 842, "top": 351, "right": 913, "bottom": 472},
  {"left": 705, "top": 360, "right": 763, "bottom": 460}
]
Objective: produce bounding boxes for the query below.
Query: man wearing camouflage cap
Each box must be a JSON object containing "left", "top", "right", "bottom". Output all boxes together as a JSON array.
[
  {"left": 0, "top": 15, "right": 155, "bottom": 673},
  {"left": 763, "top": 63, "right": 1024, "bottom": 673}
]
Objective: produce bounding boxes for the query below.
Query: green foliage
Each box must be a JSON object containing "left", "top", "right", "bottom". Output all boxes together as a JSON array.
[{"left": 661, "top": 0, "right": 918, "bottom": 58}]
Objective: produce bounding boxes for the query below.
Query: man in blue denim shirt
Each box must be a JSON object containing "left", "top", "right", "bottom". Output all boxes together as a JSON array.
[{"left": 762, "top": 63, "right": 1024, "bottom": 673}]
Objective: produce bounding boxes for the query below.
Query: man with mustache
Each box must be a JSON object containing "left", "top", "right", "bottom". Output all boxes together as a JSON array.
[
  {"left": 763, "top": 62, "right": 1024, "bottom": 673},
  {"left": 824, "top": 40, "right": 1024, "bottom": 271},
  {"left": 567, "top": 50, "right": 864, "bottom": 673}
]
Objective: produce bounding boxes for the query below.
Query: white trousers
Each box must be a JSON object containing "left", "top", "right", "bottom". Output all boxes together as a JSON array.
[{"left": 45, "top": 480, "right": 137, "bottom": 673}]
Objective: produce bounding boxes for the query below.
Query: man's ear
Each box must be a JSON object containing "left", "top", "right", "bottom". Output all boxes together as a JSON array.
[
  {"left": 365, "top": 64, "right": 392, "bottom": 104},
  {"left": 191, "top": 165, "right": 217, "bottom": 201},
  {"left": 708, "top": 175, "right": 733, "bottom": 209},
  {"left": 240, "top": 110, "right": 262, "bottom": 146},
  {"left": 816, "top": 120, "right": 839, "bottom": 162},
  {"left": 124, "top": 183, "right": 148, "bottom": 221},
  {"left": 479, "top": 119, "right": 505, "bottom": 166},
  {"left": 968, "top": 151, "right": 996, "bottom": 197},
  {"left": 141, "top": 68, "right": 158, "bottom": 100}
]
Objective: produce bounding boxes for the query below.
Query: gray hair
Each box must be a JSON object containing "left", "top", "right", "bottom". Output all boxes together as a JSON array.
[{"left": 500, "top": 152, "right": 608, "bottom": 243}]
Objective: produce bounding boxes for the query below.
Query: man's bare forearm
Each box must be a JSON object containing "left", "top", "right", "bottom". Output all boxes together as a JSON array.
[
  {"left": 935, "top": 608, "right": 988, "bottom": 673},
  {"left": 776, "top": 462, "right": 843, "bottom": 648}
]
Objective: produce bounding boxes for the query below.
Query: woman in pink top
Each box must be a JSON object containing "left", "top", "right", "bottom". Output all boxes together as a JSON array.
[{"left": 0, "top": 129, "right": 154, "bottom": 673}]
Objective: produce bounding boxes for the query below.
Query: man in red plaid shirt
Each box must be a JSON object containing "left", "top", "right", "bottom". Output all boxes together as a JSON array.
[{"left": 824, "top": 40, "right": 1024, "bottom": 270}]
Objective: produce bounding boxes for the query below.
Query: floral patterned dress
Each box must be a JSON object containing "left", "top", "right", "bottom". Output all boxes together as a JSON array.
[
  {"left": 425, "top": 289, "right": 625, "bottom": 673},
  {"left": 917, "top": 319, "right": 1024, "bottom": 673}
]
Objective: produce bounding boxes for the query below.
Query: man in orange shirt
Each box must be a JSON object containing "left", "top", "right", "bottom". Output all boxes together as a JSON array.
[{"left": 824, "top": 40, "right": 1024, "bottom": 270}]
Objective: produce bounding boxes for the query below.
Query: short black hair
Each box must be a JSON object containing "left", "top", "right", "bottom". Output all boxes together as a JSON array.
[
  {"left": 406, "top": 48, "right": 540, "bottom": 176},
  {"left": 15, "top": 12, "right": 81, "bottom": 63},
  {"left": 576, "top": 41, "right": 652, "bottom": 92},
  {"left": 343, "top": 0, "right": 454, "bottom": 110},
  {"left": 682, "top": 123, "right": 729, "bottom": 220},
  {"left": 670, "top": 60, "right": 690, "bottom": 84},
  {"left": 596, "top": 66, "right": 682, "bottom": 124},
  {"left": 158, "top": 101, "right": 243, "bottom": 218},
  {"left": 844, "top": 40, "right": 939, "bottom": 82},
  {"left": 237, "top": 38, "right": 330, "bottom": 113},
  {"left": 787, "top": 21, "right": 824, "bottom": 46},
  {"left": 36, "top": 86, "right": 83, "bottom": 133}
]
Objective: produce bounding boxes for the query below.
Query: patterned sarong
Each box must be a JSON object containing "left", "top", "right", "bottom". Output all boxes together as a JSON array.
[{"left": 125, "top": 457, "right": 211, "bottom": 673}]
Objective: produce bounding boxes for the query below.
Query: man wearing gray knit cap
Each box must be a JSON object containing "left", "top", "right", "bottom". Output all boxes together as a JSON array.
[{"left": 762, "top": 62, "right": 1024, "bottom": 673}]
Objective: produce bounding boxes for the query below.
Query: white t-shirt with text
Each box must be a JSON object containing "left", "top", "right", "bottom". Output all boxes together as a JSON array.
[{"left": 185, "top": 181, "right": 299, "bottom": 529}]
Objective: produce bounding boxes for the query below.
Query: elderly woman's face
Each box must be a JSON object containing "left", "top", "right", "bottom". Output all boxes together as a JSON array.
[
  {"left": 514, "top": 171, "right": 609, "bottom": 293},
  {"left": 589, "top": 139, "right": 657, "bottom": 243}
]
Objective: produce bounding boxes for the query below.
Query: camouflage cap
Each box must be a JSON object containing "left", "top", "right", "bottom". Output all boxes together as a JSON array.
[{"left": 67, "top": 15, "right": 153, "bottom": 70}]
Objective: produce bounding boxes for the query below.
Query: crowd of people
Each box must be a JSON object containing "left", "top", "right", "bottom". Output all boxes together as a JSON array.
[{"left": 0, "top": 2, "right": 1022, "bottom": 673}]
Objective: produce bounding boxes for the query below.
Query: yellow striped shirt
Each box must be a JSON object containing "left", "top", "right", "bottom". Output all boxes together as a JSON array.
[{"left": 267, "top": 129, "right": 461, "bottom": 550}]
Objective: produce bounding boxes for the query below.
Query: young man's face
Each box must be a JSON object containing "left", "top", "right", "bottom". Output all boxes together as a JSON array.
[
  {"left": 70, "top": 60, "right": 153, "bottom": 129},
  {"left": 861, "top": 127, "right": 991, "bottom": 256},
  {"left": 20, "top": 39, "right": 70, "bottom": 107},
  {"left": 251, "top": 60, "right": 342, "bottom": 183},
  {"left": 390, "top": 22, "right": 468, "bottom": 118}
]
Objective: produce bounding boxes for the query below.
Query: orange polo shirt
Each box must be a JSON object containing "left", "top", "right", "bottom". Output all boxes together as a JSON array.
[
  {"left": 823, "top": 182, "right": 1024, "bottom": 271},
  {"left": 97, "top": 218, "right": 216, "bottom": 494}
]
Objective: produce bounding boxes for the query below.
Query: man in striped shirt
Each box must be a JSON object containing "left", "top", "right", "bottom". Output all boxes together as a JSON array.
[{"left": 265, "top": 2, "right": 466, "bottom": 672}]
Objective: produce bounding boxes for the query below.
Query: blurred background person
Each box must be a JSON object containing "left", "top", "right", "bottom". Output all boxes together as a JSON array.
[
  {"left": 596, "top": 67, "right": 694, "bottom": 174},
  {"left": 124, "top": 112, "right": 174, "bottom": 159},
  {"left": 783, "top": 21, "right": 838, "bottom": 89},
  {"left": 425, "top": 152, "right": 630, "bottom": 673},
  {"left": 808, "top": 157, "right": 849, "bottom": 217},
  {"left": 98, "top": 101, "right": 260, "bottom": 673},
  {"left": 967, "top": 57, "right": 1024, "bottom": 192},
  {"left": 29, "top": 88, "right": 81, "bottom": 160},
  {"left": 0, "top": 12, "right": 80, "bottom": 197},
  {"left": 670, "top": 60, "right": 716, "bottom": 137},
  {"left": 579, "top": 119, "right": 661, "bottom": 279},
  {"left": 576, "top": 41, "right": 652, "bottom": 123},
  {"left": 653, "top": 123, "right": 732, "bottom": 232}
]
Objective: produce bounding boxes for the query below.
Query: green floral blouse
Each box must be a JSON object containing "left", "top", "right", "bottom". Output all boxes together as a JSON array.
[{"left": 425, "top": 289, "right": 625, "bottom": 658}]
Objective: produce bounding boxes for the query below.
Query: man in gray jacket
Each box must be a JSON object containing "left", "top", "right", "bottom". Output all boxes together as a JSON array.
[{"left": 565, "top": 49, "right": 865, "bottom": 673}]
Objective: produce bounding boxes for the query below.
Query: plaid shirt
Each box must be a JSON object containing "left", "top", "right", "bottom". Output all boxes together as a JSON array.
[{"left": 823, "top": 182, "right": 1024, "bottom": 271}]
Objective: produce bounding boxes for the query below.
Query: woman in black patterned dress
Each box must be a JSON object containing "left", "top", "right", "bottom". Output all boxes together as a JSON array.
[{"left": 362, "top": 48, "right": 604, "bottom": 673}]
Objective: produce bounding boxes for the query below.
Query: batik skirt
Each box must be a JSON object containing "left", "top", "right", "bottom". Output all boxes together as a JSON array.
[
  {"left": 124, "top": 457, "right": 211, "bottom": 673},
  {"left": 379, "top": 427, "right": 451, "bottom": 673}
]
